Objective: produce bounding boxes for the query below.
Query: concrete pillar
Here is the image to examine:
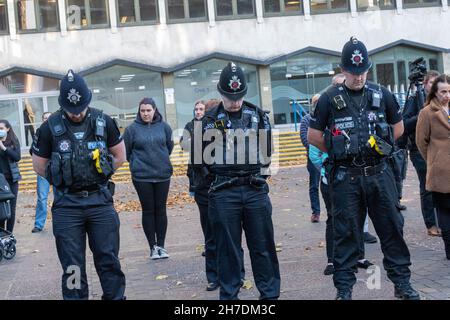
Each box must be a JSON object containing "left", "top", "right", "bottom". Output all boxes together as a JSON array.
[
  {"left": 158, "top": 0, "right": 167, "bottom": 26},
  {"left": 108, "top": 0, "right": 118, "bottom": 33},
  {"left": 349, "top": 0, "right": 358, "bottom": 17},
  {"left": 303, "top": 0, "right": 311, "bottom": 20},
  {"left": 442, "top": 0, "right": 448, "bottom": 12},
  {"left": 58, "top": 0, "right": 68, "bottom": 36},
  {"left": 207, "top": 0, "right": 216, "bottom": 27},
  {"left": 7, "top": 0, "right": 16, "bottom": 40},
  {"left": 257, "top": 65, "right": 275, "bottom": 125},
  {"left": 255, "top": 0, "right": 264, "bottom": 24},
  {"left": 441, "top": 52, "right": 450, "bottom": 74},
  {"left": 396, "top": 0, "right": 403, "bottom": 14},
  {"left": 162, "top": 72, "right": 178, "bottom": 129}
]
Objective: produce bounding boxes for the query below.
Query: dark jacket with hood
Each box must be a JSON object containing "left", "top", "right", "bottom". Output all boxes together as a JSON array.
[{"left": 124, "top": 108, "right": 174, "bottom": 182}]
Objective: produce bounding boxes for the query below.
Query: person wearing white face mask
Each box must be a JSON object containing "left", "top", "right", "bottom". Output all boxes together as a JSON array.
[{"left": 0, "top": 120, "right": 21, "bottom": 232}]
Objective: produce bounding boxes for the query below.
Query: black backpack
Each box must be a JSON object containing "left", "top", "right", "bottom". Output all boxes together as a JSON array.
[{"left": 0, "top": 173, "right": 16, "bottom": 221}]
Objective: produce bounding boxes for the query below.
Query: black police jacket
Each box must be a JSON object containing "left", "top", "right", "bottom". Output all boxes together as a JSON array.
[
  {"left": 46, "top": 108, "right": 111, "bottom": 190},
  {"left": 323, "top": 82, "right": 394, "bottom": 164},
  {"left": 201, "top": 101, "right": 272, "bottom": 177},
  {"left": 402, "top": 89, "right": 426, "bottom": 152}
]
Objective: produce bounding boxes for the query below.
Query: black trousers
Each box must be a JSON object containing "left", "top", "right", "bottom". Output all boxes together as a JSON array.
[
  {"left": 52, "top": 187, "right": 125, "bottom": 300},
  {"left": 209, "top": 183, "right": 280, "bottom": 300},
  {"left": 410, "top": 150, "right": 437, "bottom": 229},
  {"left": 331, "top": 163, "right": 412, "bottom": 291},
  {"left": 195, "top": 187, "right": 218, "bottom": 285},
  {"left": 132, "top": 180, "right": 170, "bottom": 249},
  {"left": 392, "top": 148, "right": 408, "bottom": 199},
  {"left": 433, "top": 192, "right": 450, "bottom": 259},
  {"left": 321, "top": 180, "right": 365, "bottom": 264},
  {"left": 0, "top": 179, "right": 19, "bottom": 232}
]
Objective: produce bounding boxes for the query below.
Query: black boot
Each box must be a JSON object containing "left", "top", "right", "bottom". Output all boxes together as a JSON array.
[
  {"left": 394, "top": 283, "right": 420, "bottom": 300},
  {"left": 335, "top": 289, "right": 352, "bottom": 300},
  {"left": 441, "top": 230, "right": 450, "bottom": 260}
]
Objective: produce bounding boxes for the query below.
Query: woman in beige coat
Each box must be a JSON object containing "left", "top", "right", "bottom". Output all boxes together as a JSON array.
[{"left": 416, "top": 74, "right": 450, "bottom": 259}]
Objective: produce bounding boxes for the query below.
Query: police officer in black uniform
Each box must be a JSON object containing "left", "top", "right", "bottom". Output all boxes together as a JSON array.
[
  {"left": 308, "top": 38, "right": 419, "bottom": 300},
  {"left": 31, "top": 70, "right": 126, "bottom": 300},
  {"left": 198, "top": 62, "right": 280, "bottom": 300}
]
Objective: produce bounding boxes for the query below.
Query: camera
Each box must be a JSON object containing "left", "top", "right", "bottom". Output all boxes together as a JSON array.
[{"left": 408, "top": 57, "right": 427, "bottom": 84}]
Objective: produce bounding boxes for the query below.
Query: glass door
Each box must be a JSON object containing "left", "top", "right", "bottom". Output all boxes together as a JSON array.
[{"left": 0, "top": 99, "right": 22, "bottom": 148}]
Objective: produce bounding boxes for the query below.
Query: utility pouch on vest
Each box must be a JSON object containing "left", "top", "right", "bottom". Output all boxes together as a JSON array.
[
  {"left": 331, "top": 135, "right": 347, "bottom": 160},
  {"left": 61, "top": 153, "right": 73, "bottom": 186},
  {"left": 49, "top": 152, "right": 63, "bottom": 187},
  {"left": 107, "top": 181, "right": 115, "bottom": 197},
  {"left": 348, "top": 133, "right": 359, "bottom": 156},
  {"left": 99, "top": 150, "right": 114, "bottom": 179}
]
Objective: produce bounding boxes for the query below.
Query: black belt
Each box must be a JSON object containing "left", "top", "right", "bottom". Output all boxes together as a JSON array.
[
  {"left": 67, "top": 187, "right": 101, "bottom": 197},
  {"left": 341, "top": 161, "right": 387, "bottom": 177}
]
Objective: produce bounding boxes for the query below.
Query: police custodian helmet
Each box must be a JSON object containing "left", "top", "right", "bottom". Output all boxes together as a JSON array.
[
  {"left": 217, "top": 62, "right": 248, "bottom": 101},
  {"left": 58, "top": 69, "right": 92, "bottom": 115},
  {"left": 340, "top": 37, "right": 372, "bottom": 75}
]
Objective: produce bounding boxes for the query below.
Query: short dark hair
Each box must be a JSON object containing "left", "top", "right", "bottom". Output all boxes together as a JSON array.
[
  {"left": 424, "top": 70, "right": 440, "bottom": 84},
  {"left": 42, "top": 112, "right": 52, "bottom": 121},
  {"left": 139, "top": 97, "right": 156, "bottom": 108}
]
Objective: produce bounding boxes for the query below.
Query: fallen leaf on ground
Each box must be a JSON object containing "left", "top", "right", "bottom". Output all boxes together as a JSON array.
[
  {"left": 32, "top": 250, "right": 39, "bottom": 253},
  {"left": 195, "top": 244, "right": 204, "bottom": 252},
  {"left": 241, "top": 280, "right": 253, "bottom": 290},
  {"left": 155, "top": 275, "right": 168, "bottom": 280},
  {"left": 176, "top": 281, "right": 183, "bottom": 286},
  {"left": 318, "top": 241, "right": 325, "bottom": 248}
]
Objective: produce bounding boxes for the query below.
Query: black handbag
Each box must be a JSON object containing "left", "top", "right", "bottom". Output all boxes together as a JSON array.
[{"left": 0, "top": 173, "right": 15, "bottom": 221}]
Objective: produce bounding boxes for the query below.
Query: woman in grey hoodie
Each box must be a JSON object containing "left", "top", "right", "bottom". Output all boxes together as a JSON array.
[{"left": 124, "top": 98, "right": 174, "bottom": 260}]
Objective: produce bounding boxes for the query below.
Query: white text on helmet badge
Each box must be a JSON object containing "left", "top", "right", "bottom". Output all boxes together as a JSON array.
[
  {"left": 351, "top": 50, "right": 364, "bottom": 66},
  {"left": 67, "top": 88, "right": 82, "bottom": 105},
  {"left": 228, "top": 75, "right": 242, "bottom": 91}
]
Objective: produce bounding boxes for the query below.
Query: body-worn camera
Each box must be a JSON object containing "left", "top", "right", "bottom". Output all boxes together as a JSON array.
[{"left": 408, "top": 57, "right": 427, "bottom": 84}]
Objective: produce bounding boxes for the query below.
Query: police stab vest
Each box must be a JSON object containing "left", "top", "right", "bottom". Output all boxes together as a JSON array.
[
  {"left": 324, "top": 82, "right": 393, "bottom": 163},
  {"left": 47, "top": 108, "right": 110, "bottom": 190},
  {"left": 204, "top": 101, "right": 271, "bottom": 176}
]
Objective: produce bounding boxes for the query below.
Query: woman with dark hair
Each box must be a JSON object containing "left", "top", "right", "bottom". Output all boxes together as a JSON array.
[
  {"left": 0, "top": 120, "right": 21, "bottom": 232},
  {"left": 124, "top": 98, "right": 174, "bottom": 260},
  {"left": 416, "top": 74, "right": 450, "bottom": 259}
]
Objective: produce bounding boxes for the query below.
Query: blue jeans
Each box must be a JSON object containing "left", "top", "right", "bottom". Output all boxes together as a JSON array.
[
  {"left": 307, "top": 158, "right": 321, "bottom": 214},
  {"left": 35, "top": 175, "right": 50, "bottom": 230}
]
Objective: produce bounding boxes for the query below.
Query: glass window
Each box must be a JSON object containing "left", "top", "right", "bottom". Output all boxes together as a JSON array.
[
  {"left": 376, "top": 63, "right": 395, "bottom": 89},
  {"left": 0, "top": 0, "right": 8, "bottom": 33},
  {"left": 66, "top": 0, "right": 109, "bottom": 30},
  {"left": 0, "top": 72, "right": 59, "bottom": 94},
  {"left": 357, "top": 0, "right": 395, "bottom": 10},
  {"left": 215, "top": 0, "right": 255, "bottom": 18},
  {"left": 263, "top": 0, "right": 303, "bottom": 15},
  {"left": 310, "top": 0, "right": 349, "bottom": 14},
  {"left": 403, "top": 0, "right": 440, "bottom": 8},
  {"left": 84, "top": 65, "right": 164, "bottom": 129},
  {"left": 173, "top": 59, "right": 260, "bottom": 129},
  {"left": 15, "top": 0, "right": 59, "bottom": 32},
  {"left": 117, "top": 0, "right": 158, "bottom": 25},
  {"left": 167, "top": 0, "right": 207, "bottom": 21},
  {"left": 270, "top": 51, "right": 341, "bottom": 125},
  {"left": 369, "top": 45, "right": 441, "bottom": 91}
]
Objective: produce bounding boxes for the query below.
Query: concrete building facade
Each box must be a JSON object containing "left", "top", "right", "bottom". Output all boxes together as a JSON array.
[{"left": 0, "top": 0, "right": 449, "bottom": 149}]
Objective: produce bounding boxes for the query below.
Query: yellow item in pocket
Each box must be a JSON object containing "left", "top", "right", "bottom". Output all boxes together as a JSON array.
[{"left": 91, "top": 148, "right": 103, "bottom": 173}]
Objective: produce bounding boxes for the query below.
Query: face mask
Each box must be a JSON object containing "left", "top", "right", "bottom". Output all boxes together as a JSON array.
[{"left": 0, "top": 130, "right": 7, "bottom": 138}]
